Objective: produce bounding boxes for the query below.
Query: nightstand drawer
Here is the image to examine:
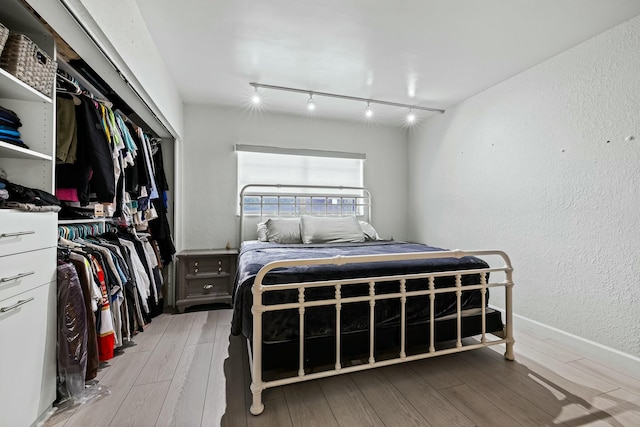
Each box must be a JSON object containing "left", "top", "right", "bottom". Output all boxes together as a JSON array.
[
  {"left": 187, "top": 256, "right": 231, "bottom": 275},
  {"left": 186, "top": 276, "right": 231, "bottom": 298}
]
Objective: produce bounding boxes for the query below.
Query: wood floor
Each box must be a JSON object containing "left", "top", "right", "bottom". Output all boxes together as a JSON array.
[{"left": 43, "top": 308, "right": 640, "bottom": 427}]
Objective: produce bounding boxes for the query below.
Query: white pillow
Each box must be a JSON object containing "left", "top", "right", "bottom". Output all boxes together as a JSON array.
[
  {"left": 359, "top": 220, "right": 382, "bottom": 241},
  {"left": 257, "top": 221, "right": 268, "bottom": 241},
  {"left": 300, "top": 215, "right": 365, "bottom": 244},
  {"left": 265, "top": 218, "right": 302, "bottom": 243}
]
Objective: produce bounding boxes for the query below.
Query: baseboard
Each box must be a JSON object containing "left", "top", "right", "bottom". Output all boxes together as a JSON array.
[
  {"left": 32, "top": 405, "right": 56, "bottom": 427},
  {"left": 491, "top": 306, "right": 640, "bottom": 377}
]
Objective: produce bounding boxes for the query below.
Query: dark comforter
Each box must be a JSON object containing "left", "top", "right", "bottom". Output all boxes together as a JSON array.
[{"left": 231, "top": 241, "right": 490, "bottom": 342}]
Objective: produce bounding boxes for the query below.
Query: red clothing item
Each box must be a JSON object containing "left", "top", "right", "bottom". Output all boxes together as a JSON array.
[
  {"left": 91, "top": 256, "right": 115, "bottom": 361},
  {"left": 56, "top": 188, "right": 80, "bottom": 202}
]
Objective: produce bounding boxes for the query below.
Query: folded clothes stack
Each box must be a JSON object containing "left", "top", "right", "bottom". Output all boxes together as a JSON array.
[
  {"left": 0, "top": 104, "right": 28, "bottom": 149},
  {"left": 0, "top": 177, "right": 61, "bottom": 212},
  {"left": 0, "top": 181, "right": 8, "bottom": 201}
]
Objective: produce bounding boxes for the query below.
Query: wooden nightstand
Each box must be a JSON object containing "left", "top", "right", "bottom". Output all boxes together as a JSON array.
[{"left": 175, "top": 248, "right": 238, "bottom": 313}]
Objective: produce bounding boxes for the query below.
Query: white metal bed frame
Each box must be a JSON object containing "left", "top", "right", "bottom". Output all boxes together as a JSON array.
[{"left": 238, "top": 184, "right": 514, "bottom": 416}]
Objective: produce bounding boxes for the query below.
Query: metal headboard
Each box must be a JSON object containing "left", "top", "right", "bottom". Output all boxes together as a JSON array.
[{"left": 239, "top": 184, "right": 372, "bottom": 243}]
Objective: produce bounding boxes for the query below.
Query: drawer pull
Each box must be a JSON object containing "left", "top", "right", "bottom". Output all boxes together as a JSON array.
[
  {"left": 0, "top": 230, "right": 35, "bottom": 239},
  {"left": 194, "top": 268, "right": 199, "bottom": 273},
  {"left": 0, "top": 271, "right": 35, "bottom": 283},
  {"left": 218, "top": 260, "right": 222, "bottom": 265},
  {"left": 203, "top": 284, "right": 214, "bottom": 290},
  {"left": 1, "top": 297, "right": 34, "bottom": 313},
  {"left": 218, "top": 267, "right": 222, "bottom": 273},
  {"left": 194, "top": 262, "right": 199, "bottom": 267}
]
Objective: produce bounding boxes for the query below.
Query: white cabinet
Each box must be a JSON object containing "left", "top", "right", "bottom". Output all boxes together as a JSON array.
[
  {"left": 0, "top": 282, "right": 57, "bottom": 427},
  {"left": 0, "top": 2, "right": 57, "bottom": 426}
]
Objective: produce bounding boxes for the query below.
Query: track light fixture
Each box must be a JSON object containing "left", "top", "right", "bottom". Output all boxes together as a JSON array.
[
  {"left": 365, "top": 102, "right": 373, "bottom": 118},
  {"left": 249, "top": 82, "right": 444, "bottom": 124},
  {"left": 251, "top": 87, "right": 261, "bottom": 104},
  {"left": 407, "top": 109, "right": 416, "bottom": 124},
  {"left": 307, "top": 94, "right": 316, "bottom": 111}
]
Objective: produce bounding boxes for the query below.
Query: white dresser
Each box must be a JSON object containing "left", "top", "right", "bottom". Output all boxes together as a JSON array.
[
  {"left": 0, "top": 1, "right": 58, "bottom": 425},
  {"left": 0, "top": 211, "right": 57, "bottom": 427}
]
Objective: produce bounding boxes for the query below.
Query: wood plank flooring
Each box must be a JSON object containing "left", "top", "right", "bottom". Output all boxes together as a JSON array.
[{"left": 42, "top": 309, "right": 640, "bottom": 427}]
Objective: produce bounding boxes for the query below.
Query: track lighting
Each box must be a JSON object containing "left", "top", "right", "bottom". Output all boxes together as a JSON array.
[
  {"left": 307, "top": 94, "right": 316, "bottom": 111},
  {"left": 365, "top": 102, "right": 373, "bottom": 118},
  {"left": 251, "top": 87, "right": 261, "bottom": 104},
  {"left": 407, "top": 109, "right": 416, "bottom": 124},
  {"left": 248, "top": 82, "right": 444, "bottom": 123}
]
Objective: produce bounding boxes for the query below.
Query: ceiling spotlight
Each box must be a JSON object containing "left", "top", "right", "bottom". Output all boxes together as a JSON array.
[
  {"left": 407, "top": 109, "right": 416, "bottom": 124},
  {"left": 365, "top": 102, "right": 373, "bottom": 118},
  {"left": 251, "top": 87, "right": 261, "bottom": 104},
  {"left": 307, "top": 94, "right": 316, "bottom": 111}
]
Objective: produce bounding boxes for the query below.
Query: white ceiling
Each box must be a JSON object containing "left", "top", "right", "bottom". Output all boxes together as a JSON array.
[{"left": 134, "top": 0, "right": 640, "bottom": 125}]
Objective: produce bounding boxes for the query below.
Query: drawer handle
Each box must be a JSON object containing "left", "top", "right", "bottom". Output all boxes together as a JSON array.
[
  {"left": 194, "top": 268, "right": 199, "bottom": 273},
  {"left": 0, "top": 231, "right": 35, "bottom": 239},
  {"left": 218, "top": 260, "right": 222, "bottom": 265},
  {"left": 0, "top": 271, "right": 35, "bottom": 283},
  {"left": 218, "top": 267, "right": 222, "bottom": 273},
  {"left": 203, "top": 284, "right": 214, "bottom": 290},
  {"left": 194, "top": 262, "right": 199, "bottom": 267},
  {"left": 1, "top": 297, "right": 34, "bottom": 313}
]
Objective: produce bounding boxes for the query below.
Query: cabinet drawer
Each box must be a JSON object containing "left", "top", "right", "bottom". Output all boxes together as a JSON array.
[
  {"left": 186, "top": 276, "right": 231, "bottom": 298},
  {"left": 0, "top": 210, "right": 57, "bottom": 256},
  {"left": 0, "top": 282, "right": 56, "bottom": 427},
  {"left": 0, "top": 247, "right": 56, "bottom": 302},
  {"left": 187, "top": 256, "right": 231, "bottom": 275}
]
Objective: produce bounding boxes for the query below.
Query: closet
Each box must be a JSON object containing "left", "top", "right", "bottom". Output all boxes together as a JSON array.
[{"left": 0, "top": 1, "right": 178, "bottom": 425}]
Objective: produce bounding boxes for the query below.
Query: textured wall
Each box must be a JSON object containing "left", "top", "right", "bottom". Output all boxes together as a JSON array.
[
  {"left": 408, "top": 16, "right": 640, "bottom": 357},
  {"left": 181, "top": 105, "right": 408, "bottom": 249}
]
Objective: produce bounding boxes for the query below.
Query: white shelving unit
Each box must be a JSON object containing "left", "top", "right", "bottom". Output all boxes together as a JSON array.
[
  {"left": 0, "top": 2, "right": 57, "bottom": 426},
  {"left": 0, "top": 140, "right": 53, "bottom": 160},
  {"left": 0, "top": 67, "right": 52, "bottom": 103},
  {"left": 0, "top": 0, "right": 55, "bottom": 193}
]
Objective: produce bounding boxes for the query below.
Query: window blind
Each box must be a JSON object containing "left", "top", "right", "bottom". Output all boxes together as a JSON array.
[{"left": 236, "top": 144, "right": 364, "bottom": 194}]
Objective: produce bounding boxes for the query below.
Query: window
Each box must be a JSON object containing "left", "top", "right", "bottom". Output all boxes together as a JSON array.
[{"left": 236, "top": 144, "right": 365, "bottom": 215}]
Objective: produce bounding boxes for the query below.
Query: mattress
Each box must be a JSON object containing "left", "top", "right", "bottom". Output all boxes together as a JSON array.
[{"left": 231, "top": 240, "right": 495, "bottom": 343}]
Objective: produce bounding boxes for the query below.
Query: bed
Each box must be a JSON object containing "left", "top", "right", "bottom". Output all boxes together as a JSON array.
[{"left": 232, "top": 185, "right": 514, "bottom": 415}]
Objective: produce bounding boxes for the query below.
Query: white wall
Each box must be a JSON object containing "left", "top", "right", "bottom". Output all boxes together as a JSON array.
[
  {"left": 181, "top": 105, "right": 408, "bottom": 249},
  {"left": 64, "top": 0, "right": 184, "bottom": 138},
  {"left": 408, "top": 16, "right": 640, "bottom": 359}
]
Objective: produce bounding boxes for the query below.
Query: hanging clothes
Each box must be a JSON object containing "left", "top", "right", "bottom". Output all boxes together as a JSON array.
[
  {"left": 68, "top": 252, "right": 100, "bottom": 380},
  {"left": 56, "top": 96, "right": 78, "bottom": 164},
  {"left": 56, "top": 262, "right": 88, "bottom": 398},
  {"left": 149, "top": 143, "right": 176, "bottom": 265},
  {"left": 56, "top": 96, "right": 116, "bottom": 205}
]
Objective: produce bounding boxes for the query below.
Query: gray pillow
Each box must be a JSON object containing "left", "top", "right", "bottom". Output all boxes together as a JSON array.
[
  {"left": 359, "top": 220, "right": 382, "bottom": 241},
  {"left": 257, "top": 221, "right": 268, "bottom": 242},
  {"left": 265, "top": 218, "right": 302, "bottom": 243},
  {"left": 300, "top": 215, "right": 365, "bottom": 244}
]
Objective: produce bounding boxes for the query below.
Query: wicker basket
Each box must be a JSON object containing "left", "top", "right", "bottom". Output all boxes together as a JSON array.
[
  {"left": 0, "top": 23, "right": 8, "bottom": 56},
  {"left": 0, "top": 33, "right": 56, "bottom": 97}
]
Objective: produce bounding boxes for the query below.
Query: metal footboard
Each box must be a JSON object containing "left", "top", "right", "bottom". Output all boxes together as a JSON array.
[{"left": 248, "top": 249, "right": 514, "bottom": 415}]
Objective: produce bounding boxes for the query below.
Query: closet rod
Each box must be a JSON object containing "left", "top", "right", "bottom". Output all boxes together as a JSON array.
[
  {"left": 57, "top": 60, "right": 112, "bottom": 106},
  {"left": 114, "top": 109, "right": 144, "bottom": 133}
]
